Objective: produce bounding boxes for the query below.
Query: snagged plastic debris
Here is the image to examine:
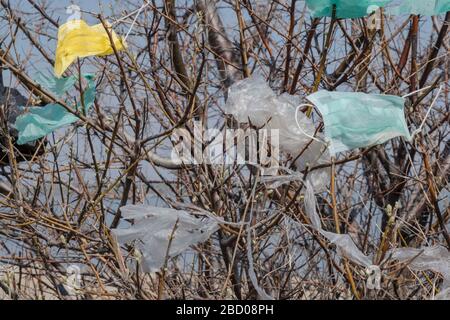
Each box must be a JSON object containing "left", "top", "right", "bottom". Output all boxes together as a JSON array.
[
  {"left": 225, "top": 75, "right": 277, "bottom": 127},
  {"left": 301, "top": 180, "right": 380, "bottom": 288},
  {"left": 307, "top": 90, "right": 412, "bottom": 155},
  {"left": 66, "top": 4, "right": 81, "bottom": 21},
  {"left": 366, "top": 265, "right": 382, "bottom": 290},
  {"left": 225, "top": 76, "right": 330, "bottom": 191},
  {"left": 388, "top": 245, "right": 450, "bottom": 299},
  {"left": 35, "top": 73, "right": 77, "bottom": 97},
  {"left": 54, "top": 19, "right": 125, "bottom": 77},
  {"left": 112, "top": 205, "right": 219, "bottom": 273},
  {"left": 64, "top": 265, "right": 81, "bottom": 296},
  {"left": 367, "top": 5, "right": 382, "bottom": 31},
  {"left": 0, "top": 81, "right": 45, "bottom": 160},
  {"left": 305, "top": 0, "right": 391, "bottom": 18},
  {"left": 387, "top": 0, "right": 450, "bottom": 16},
  {"left": 15, "top": 74, "right": 96, "bottom": 145},
  {"left": 246, "top": 209, "right": 274, "bottom": 300},
  {"left": 15, "top": 104, "right": 79, "bottom": 145}
]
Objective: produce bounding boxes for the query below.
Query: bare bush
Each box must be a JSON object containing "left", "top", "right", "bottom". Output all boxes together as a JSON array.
[{"left": 0, "top": 0, "right": 449, "bottom": 300}]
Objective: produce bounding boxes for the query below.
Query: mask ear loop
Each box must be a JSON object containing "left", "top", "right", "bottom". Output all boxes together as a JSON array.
[
  {"left": 401, "top": 85, "right": 432, "bottom": 98},
  {"left": 123, "top": 1, "right": 150, "bottom": 41},
  {"left": 295, "top": 104, "right": 327, "bottom": 145},
  {"left": 409, "top": 85, "right": 443, "bottom": 139}
]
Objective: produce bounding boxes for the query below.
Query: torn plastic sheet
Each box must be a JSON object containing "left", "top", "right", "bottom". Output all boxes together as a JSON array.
[
  {"left": 388, "top": 245, "right": 450, "bottom": 299},
  {"left": 301, "top": 180, "right": 381, "bottom": 288},
  {"left": 225, "top": 75, "right": 277, "bottom": 127},
  {"left": 246, "top": 210, "right": 274, "bottom": 300},
  {"left": 15, "top": 74, "right": 96, "bottom": 145},
  {"left": 388, "top": 246, "right": 449, "bottom": 276},
  {"left": 307, "top": 90, "right": 412, "bottom": 155},
  {"left": 54, "top": 19, "right": 125, "bottom": 77},
  {"left": 305, "top": 0, "right": 391, "bottom": 18},
  {"left": 265, "top": 176, "right": 376, "bottom": 271},
  {"left": 436, "top": 283, "right": 450, "bottom": 300},
  {"left": 303, "top": 181, "right": 375, "bottom": 268},
  {"left": 112, "top": 205, "right": 219, "bottom": 273},
  {"left": 387, "top": 0, "right": 450, "bottom": 16},
  {"left": 35, "top": 73, "right": 77, "bottom": 97},
  {"left": 225, "top": 76, "right": 330, "bottom": 191},
  {"left": 15, "top": 104, "right": 79, "bottom": 145}
]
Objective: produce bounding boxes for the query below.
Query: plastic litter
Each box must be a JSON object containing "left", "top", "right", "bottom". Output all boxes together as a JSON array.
[
  {"left": 388, "top": 245, "right": 449, "bottom": 278},
  {"left": 112, "top": 205, "right": 219, "bottom": 273},
  {"left": 35, "top": 73, "right": 77, "bottom": 97},
  {"left": 246, "top": 209, "right": 274, "bottom": 300},
  {"left": 15, "top": 104, "right": 79, "bottom": 145},
  {"left": 225, "top": 76, "right": 330, "bottom": 191},
  {"left": 225, "top": 75, "right": 277, "bottom": 127},
  {"left": 15, "top": 74, "right": 96, "bottom": 145},
  {"left": 305, "top": 0, "right": 391, "bottom": 18},
  {"left": 366, "top": 265, "right": 382, "bottom": 290},
  {"left": 387, "top": 0, "right": 450, "bottom": 16},
  {"left": 64, "top": 265, "right": 81, "bottom": 295},
  {"left": 388, "top": 245, "right": 450, "bottom": 299},
  {"left": 307, "top": 90, "right": 412, "bottom": 155},
  {"left": 54, "top": 19, "right": 125, "bottom": 77},
  {"left": 302, "top": 180, "right": 380, "bottom": 288}
]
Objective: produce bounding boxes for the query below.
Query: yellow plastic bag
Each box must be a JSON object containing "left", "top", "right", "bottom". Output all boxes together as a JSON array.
[{"left": 54, "top": 20, "right": 125, "bottom": 77}]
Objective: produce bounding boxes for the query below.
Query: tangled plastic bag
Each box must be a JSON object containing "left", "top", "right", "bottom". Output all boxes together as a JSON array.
[
  {"left": 225, "top": 76, "right": 330, "bottom": 191},
  {"left": 305, "top": 0, "right": 391, "bottom": 18},
  {"left": 307, "top": 90, "right": 412, "bottom": 155},
  {"left": 54, "top": 19, "right": 125, "bottom": 77},
  {"left": 112, "top": 205, "right": 219, "bottom": 273},
  {"left": 293, "top": 180, "right": 381, "bottom": 288},
  {"left": 15, "top": 74, "right": 96, "bottom": 144},
  {"left": 225, "top": 75, "right": 277, "bottom": 127},
  {"left": 15, "top": 104, "right": 79, "bottom": 145},
  {"left": 387, "top": 0, "right": 450, "bottom": 16},
  {"left": 388, "top": 245, "right": 450, "bottom": 299},
  {"left": 35, "top": 73, "right": 77, "bottom": 97}
]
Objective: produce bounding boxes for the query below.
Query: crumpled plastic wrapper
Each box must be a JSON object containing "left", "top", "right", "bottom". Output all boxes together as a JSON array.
[
  {"left": 112, "top": 205, "right": 219, "bottom": 273},
  {"left": 54, "top": 19, "right": 126, "bottom": 77},
  {"left": 225, "top": 76, "right": 330, "bottom": 191}
]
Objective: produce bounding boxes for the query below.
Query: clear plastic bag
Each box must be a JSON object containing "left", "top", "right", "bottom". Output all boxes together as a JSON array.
[
  {"left": 112, "top": 205, "right": 219, "bottom": 273},
  {"left": 225, "top": 75, "right": 277, "bottom": 127},
  {"left": 388, "top": 245, "right": 449, "bottom": 278},
  {"left": 225, "top": 76, "right": 330, "bottom": 190},
  {"left": 388, "top": 245, "right": 450, "bottom": 299}
]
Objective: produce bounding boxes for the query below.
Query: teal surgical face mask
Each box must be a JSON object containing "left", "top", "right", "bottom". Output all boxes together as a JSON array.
[
  {"left": 387, "top": 0, "right": 450, "bottom": 16},
  {"left": 306, "top": 90, "right": 412, "bottom": 155},
  {"left": 305, "top": 0, "right": 391, "bottom": 18}
]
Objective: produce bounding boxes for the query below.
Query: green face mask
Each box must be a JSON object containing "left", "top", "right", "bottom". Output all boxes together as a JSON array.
[
  {"left": 305, "top": 0, "right": 391, "bottom": 18},
  {"left": 307, "top": 90, "right": 412, "bottom": 155},
  {"left": 387, "top": 0, "right": 450, "bottom": 16}
]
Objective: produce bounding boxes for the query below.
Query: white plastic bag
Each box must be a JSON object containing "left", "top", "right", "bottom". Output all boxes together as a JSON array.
[
  {"left": 112, "top": 205, "right": 219, "bottom": 273},
  {"left": 225, "top": 75, "right": 277, "bottom": 127},
  {"left": 225, "top": 76, "right": 330, "bottom": 191},
  {"left": 388, "top": 245, "right": 450, "bottom": 300},
  {"left": 388, "top": 246, "right": 449, "bottom": 277}
]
